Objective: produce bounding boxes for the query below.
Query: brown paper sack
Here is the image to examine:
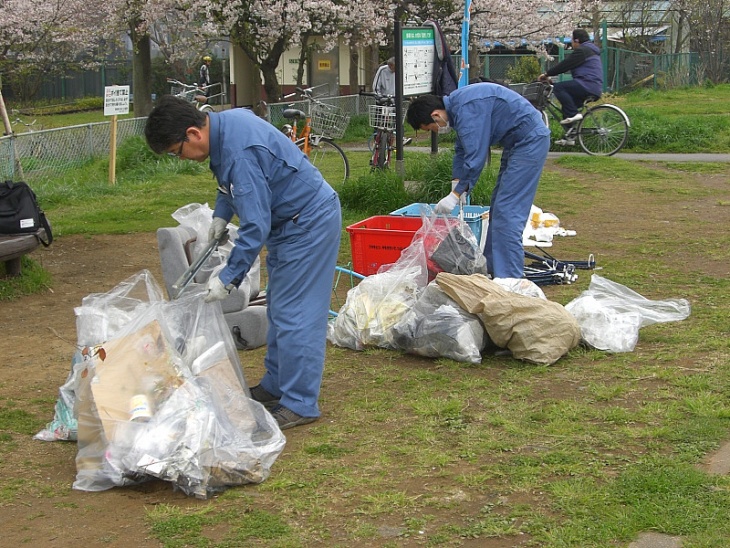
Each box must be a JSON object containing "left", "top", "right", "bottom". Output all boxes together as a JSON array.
[{"left": 436, "top": 273, "right": 581, "bottom": 365}]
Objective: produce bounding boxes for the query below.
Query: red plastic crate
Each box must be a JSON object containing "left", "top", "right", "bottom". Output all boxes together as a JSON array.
[{"left": 346, "top": 215, "right": 423, "bottom": 276}]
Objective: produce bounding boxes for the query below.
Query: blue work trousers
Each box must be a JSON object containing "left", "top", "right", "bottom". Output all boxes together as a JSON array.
[
  {"left": 484, "top": 132, "right": 550, "bottom": 278},
  {"left": 552, "top": 80, "right": 593, "bottom": 120},
  {"left": 260, "top": 192, "right": 341, "bottom": 418}
]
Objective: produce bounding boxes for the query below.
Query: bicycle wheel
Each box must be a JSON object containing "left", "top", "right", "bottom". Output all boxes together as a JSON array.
[
  {"left": 199, "top": 103, "right": 216, "bottom": 113},
  {"left": 298, "top": 136, "right": 350, "bottom": 186},
  {"left": 577, "top": 104, "right": 630, "bottom": 156},
  {"left": 370, "top": 129, "right": 389, "bottom": 171},
  {"left": 539, "top": 109, "right": 549, "bottom": 128},
  {"left": 376, "top": 131, "right": 389, "bottom": 169}
]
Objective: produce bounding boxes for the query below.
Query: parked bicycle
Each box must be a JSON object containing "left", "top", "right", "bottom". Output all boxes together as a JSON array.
[
  {"left": 166, "top": 78, "right": 223, "bottom": 113},
  {"left": 360, "top": 92, "right": 409, "bottom": 170},
  {"left": 521, "top": 81, "right": 630, "bottom": 156},
  {"left": 281, "top": 85, "right": 350, "bottom": 185},
  {"left": 9, "top": 109, "right": 49, "bottom": 160},
  {"left": 8, "top": 109, "right": 42, "bottom": 134}
]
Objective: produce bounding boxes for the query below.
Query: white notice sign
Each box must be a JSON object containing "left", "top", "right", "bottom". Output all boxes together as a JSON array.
[
  {"left": 104, "top": 85, "right": 130, "bottom": 116},
  {"left": 402, "top": 28, "right": 435, "bottom": 96}
]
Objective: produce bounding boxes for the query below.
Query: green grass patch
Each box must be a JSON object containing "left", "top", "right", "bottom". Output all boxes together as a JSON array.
[{"left": 0, "top": 256, "right": 53, "bottom": 299}]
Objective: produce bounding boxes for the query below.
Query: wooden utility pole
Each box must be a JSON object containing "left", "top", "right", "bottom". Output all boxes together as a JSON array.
[{"left": 0, "top": 89, "right": 25, "bottom": 180}]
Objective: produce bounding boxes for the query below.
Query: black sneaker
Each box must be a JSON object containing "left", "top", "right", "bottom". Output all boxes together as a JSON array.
[
  {"left": 249, "top": 384, "right": 279, "bottom": 410},
  {"left": 270, "top": 404, "right": 317, "bottom": 430}
]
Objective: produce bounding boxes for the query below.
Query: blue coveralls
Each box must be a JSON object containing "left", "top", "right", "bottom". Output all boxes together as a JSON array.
[
  {"left": 208, "top": 109, "right": 341, "bottom": 418},
  {"left": 445, "top": 83, "right": 551, "bottom": 278}
]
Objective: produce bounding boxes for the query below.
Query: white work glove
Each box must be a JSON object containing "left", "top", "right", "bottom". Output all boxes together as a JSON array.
[
  {"left": 435, "top": 192, "right": 460, "bottom": 215},
  {"left": 208, "top": 217, "right": 229, "bottom": 245},
  {"left": 451, "top": 179, "right": 468, "bottom": 206},
  {"left": 204, "top": 275, "right": 232, "bottom": 303}
]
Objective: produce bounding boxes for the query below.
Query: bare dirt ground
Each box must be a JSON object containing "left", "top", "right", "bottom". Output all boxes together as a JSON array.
[{"left": 1, "top": 159, "right": 728, "bottom": 547}]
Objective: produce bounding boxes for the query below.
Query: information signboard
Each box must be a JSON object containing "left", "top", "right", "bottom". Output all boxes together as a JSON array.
[
  {"left": 402, "top": 27, "right": 435, "bottom": 96},
  {"left": 104, "top": 85, "right": 130, "bottom": 116}
]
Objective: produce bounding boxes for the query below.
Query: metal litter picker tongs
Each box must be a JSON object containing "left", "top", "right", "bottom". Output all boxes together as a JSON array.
[{"left": 170, "top": 233, "right": 226, "bottom": 300}]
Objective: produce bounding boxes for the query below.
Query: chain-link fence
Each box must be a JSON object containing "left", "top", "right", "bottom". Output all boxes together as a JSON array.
[
  {"left": 458, "top": 50, "right": 707, "bottom": 92},
  {"left": 0, "top": 50, "right": 708, "bottom": 187},
  {"left": 1, "top": 117, "right": 148, "bottom": 184}
]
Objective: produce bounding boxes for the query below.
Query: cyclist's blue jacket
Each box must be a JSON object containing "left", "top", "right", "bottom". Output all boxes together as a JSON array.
[
  {"left": 444, "top": 83, "right": 549, "bottom": 196},
  {"left": 546, "top": 42, "right": 603, "bottom": 97},
  {"left": 207, "top": 108, "right": 337, "bottom": 287}
]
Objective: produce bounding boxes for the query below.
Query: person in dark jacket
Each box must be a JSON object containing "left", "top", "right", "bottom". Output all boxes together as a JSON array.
[{"left": 539, "top": 29, "right": 603, "bottom": 144}]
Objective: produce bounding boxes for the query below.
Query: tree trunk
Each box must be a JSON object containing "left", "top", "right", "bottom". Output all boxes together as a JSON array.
[
  {"left": 296, "top": 35, "right": 311, "bottom": 88},
  {"left": 260, "top": 62, "right": 282, "bottom": 103},
  {"left": 349, "top": 49, "right": 360, "bottom": 94},
  {"left": 368, "top": 45, "right": 380, "bottom": 91},
  {"left": 236, "top": 35, "right": 285, "bottom": 104},
  {"left": 129, "top": 22, "right": 153, "bottom": 117}
]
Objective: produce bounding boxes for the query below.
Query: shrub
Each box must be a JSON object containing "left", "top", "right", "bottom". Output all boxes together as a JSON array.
[
  {"left": 339, "top": 151, "right": 496, "bottom": 216},
  {"left": 506, "top": 56, "right": 541, "bottom": 84}
]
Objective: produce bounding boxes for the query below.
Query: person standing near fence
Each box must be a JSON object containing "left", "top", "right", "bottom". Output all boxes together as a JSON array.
[
  {"left": 144, "top": 95, "right": 342, "bottom": 430},
  {"left": 538, "top": 28, "right": 603, "bottom": 143},
  {"left": 199, "top": 55, "right": 212, "bottom": 95},
  {"left": 406, "top": 83, "right": 551, "bottom": 280},
  {"left": 372, "top": 56, "right": 412, "bottom": 146},
  {"left": 372, "top": 57, "right": 396, "bottom": 96}
]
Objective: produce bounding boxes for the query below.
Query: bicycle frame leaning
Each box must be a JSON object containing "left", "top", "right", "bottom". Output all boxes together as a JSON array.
[
  {"left": 360, "top": 91, "right": 400, "bottom": 170},
  {"left": 166, "top": 78, "right": 222, "bottom": 113},
  {"left": 522, "top": 81, "right": 631, "bottom": 157},
  {"left": 280, "top": 85, "right": 350, "bottom": 185}
]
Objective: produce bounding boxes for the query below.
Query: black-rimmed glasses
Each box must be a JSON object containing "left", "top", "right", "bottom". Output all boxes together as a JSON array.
[{"left": 167, "top": 137, "right": 187, "bottom": 158}]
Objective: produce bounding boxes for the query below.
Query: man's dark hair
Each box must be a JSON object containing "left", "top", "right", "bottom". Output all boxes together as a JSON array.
[
  {"left": 406, "top": 94, "right": 445, "bottom": 130},
  {"left": 144, "top": 95, "right": 207, "bottom": 154},
  {"left": 573, "top": 29, "right": 590, "bottom": 44}
]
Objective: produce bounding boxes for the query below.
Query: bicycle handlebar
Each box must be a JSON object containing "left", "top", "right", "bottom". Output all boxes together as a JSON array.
[
  {"left": 284, "top": 86, "right": 317, "bottom": 101},
  {"left": 166, "top": 78, "right": 220, "bottom": 93},
  {"left": 359, "top": 91, "right": 396, "bottom": 106}
]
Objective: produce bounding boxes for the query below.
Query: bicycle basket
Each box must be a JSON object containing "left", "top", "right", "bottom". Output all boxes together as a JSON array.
[
  {"left": 522, "top": 82, "right": 551, "bottom": 109},
  {"left": 169, "top": 84, "right": 186, "bottom": 96},
  {"left": 368, "top": 105, "right": 399, "bottom": 130},
  {"left": 310, "top": 103, "right": 351, "bottom": 139},
  {"left": 169, "top": 83, "right": 198, "bottom": 102}
]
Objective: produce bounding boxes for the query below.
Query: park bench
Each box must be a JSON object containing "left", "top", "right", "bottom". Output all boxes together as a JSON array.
[{"left": 0, "top": 229, "right": 47, "bottom": 276}]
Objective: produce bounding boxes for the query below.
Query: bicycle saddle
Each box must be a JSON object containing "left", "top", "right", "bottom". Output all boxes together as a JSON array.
[
  {"left": 283, "top": 108, "right": 306, "bottom": 119},
  {"left": 584, "top": 96, "right": 600, "bottom": 105}
]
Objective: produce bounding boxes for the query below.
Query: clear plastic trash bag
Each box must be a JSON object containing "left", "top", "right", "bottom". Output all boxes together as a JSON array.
[{"left": 565, "top": 274, "right": 691, "bottom": 352}]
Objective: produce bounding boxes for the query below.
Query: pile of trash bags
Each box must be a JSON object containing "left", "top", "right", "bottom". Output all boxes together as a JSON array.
[
  {"left": 329, "top": 211, "right": 691, "bottom": 364},
  {"left": 36, "top": 270, "right": 285, "bottom": 499}
]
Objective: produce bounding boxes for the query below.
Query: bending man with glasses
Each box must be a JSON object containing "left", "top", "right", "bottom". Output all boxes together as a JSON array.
[{"left": 145, "top": 95, "right": 342, "bottom": 431}]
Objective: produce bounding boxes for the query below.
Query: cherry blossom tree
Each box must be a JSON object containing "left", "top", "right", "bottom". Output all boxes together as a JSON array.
[
  {"left": 199, "top": 0, "right": 329, "bottom": 101},
  {"left": 0, "top": 0, "right": 103, "bottom": 99}
]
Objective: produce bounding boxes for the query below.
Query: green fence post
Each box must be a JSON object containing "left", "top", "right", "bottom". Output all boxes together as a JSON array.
[{"left": 601, "top": 20, "right": 608, "bottom": 93}]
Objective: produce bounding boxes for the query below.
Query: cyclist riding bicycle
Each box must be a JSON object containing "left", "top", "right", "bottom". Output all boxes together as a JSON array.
[{"left": 538, "top": 29, "right": 603, "bottom": 146}]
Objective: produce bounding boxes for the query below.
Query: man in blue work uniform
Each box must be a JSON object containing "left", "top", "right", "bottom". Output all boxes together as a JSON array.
[
  {"left": 145, "top": 95, "right": 341, "bottom": 430},
  {"left": 539, "top": 28, "right": 603, "bottom": 146},
  {"left": 406, "top": 83, "right": 551, "bottom": 279}
]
